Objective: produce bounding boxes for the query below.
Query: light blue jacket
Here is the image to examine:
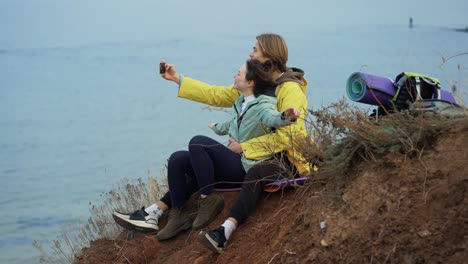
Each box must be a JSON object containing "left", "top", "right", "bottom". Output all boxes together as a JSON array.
[{"left": 211, "top": 94, "right": 294, "bottom": 172}]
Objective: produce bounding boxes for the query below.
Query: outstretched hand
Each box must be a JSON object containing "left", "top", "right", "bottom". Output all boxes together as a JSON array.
[
  {"left": 228, "top": 138, "right": 243, "bottom": 154},
  {"left": 208, "top": 122, "right": 217, "bottom": 129},
  {"left": 159, "top": 59, "right": 181, "bottom": 84},
  {"left": 282, "top": 107, "right": 300, "bottom": 121}
]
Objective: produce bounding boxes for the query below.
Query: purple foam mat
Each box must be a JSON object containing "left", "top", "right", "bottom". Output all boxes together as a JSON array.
[
  {"left": 214, "top": 177, "right": 310, "bottom": 193},
  {"left": 440, "top": 90, "right": 457, "bottom": 104},
  {"left": 346, "top": 72, "right": 396, "bottom": 106},
  {"left": 263, "top": 177, "right": 309, "bottom": 193}
]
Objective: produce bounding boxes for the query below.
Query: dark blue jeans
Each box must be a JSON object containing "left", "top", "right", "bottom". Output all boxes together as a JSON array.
[{"left": 160, "top": 135, "right": 246, "bottom": 208}]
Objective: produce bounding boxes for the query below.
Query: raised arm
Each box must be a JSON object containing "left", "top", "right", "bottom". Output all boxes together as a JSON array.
[
  {"left": 159, "top": 60, "right": 241, "bottom": 108},
  {"left": 178, "top": 77, "right": 241, "bottom": 108},
  {"left": 256, "top": 104, "right": 299, "bottom": 128}
]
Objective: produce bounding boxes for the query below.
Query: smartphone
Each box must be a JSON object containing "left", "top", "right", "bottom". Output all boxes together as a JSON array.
[{"left": 159, "top": 62, "right": 166, "bottom": 74}]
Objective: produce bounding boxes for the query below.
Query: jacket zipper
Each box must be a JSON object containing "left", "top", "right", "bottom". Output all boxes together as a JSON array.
[{"left": 236, "top": 101, "right": 259, "bottom": 130}]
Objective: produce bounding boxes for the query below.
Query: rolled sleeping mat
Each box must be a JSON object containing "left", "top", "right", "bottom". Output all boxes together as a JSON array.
[{"left": 346, "top": 72, "right": 396, "bottom": 106}]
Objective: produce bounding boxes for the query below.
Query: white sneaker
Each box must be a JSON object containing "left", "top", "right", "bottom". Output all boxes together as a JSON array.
[{"left": 112, "top": 207, "right": 159, "bottom": 232}]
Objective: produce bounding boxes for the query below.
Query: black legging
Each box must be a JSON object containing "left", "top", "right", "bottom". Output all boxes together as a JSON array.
[
  {"left": 160, "top": 135, "right": 246, "bottom": 208},
  {"left": 228, "top": 155, "right": 299, "bottom": 225}
]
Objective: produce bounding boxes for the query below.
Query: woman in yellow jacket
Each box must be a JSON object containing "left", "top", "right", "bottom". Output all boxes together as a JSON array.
[
  {"left": 160, "top": 33, "right": 313, "bottom": 253},
  {"left": 112, "top": 33, "right": 312, "bottom": 249}
]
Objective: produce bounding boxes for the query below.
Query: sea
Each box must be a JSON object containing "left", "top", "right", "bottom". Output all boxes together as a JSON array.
[{"left": 1, "top": 25, "right": 467, "bottom": 263}]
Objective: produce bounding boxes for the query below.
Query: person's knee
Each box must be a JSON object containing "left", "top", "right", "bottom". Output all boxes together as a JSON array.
[
  {"left": 244, "top": 164, "right": 265, "bottom": 181},
  {"left": 168, "top": 150, "right": 189, "bottom": 163},
  {"left": 241, "top": 173, "right": 263, "bottom": 193},
  {"left": 189, "top": 135, "right": 212, "bottom": 152},
  {"left": 189, "top": 135, "right": 208, "bottom": 146}
]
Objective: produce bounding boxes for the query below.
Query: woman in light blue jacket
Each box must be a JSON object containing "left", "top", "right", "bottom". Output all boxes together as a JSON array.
[{"left": 210, "top": 60, "right": 298, "bottom": 172}]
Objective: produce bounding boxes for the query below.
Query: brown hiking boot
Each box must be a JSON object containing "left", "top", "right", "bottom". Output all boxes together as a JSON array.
[
  {"left": 155, "top": 207, "right": 192, "bottom": 241},
  {"left": 192, "top": 193, "right": 225, "bottom": 230}
]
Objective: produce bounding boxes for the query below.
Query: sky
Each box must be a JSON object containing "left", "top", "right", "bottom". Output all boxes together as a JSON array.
[{"left": 0, "top": 0, "right": 467, "bottom": 48}]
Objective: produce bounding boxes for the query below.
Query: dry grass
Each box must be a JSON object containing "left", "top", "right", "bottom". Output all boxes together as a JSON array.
[
  {"left": 33, "top": 175, "right": 168, "bottom": 264},
  {"left": 303, "top": 97, "right": 466, "bottom": 180}
]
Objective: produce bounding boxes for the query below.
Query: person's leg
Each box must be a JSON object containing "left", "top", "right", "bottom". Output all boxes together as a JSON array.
[
  {"left": 157, "top": 193, "right": 171, "bottom": 211},
  {"left": 199, "top": 157, "right": 298, "bottom": 253},
  {"left": 188, "top": 135, "right": 246, "bottom": 229},
  {"left": 228, "top": 159, "right": 290, "bottom": 225},
  {"left": 188, "top": 135, "right": 246, "bottom": 193},
  {"left": 156, "top": 150, "right": 199, "bottom": 240},
  {"left": 166, "top": 150, "right": 198, "bottom": 208},
  {"left": 137, "top": 192, "right": 171, "bottom": 220},
  {"left": 113, "top": 150, "right": 198, "bottom": 236}
]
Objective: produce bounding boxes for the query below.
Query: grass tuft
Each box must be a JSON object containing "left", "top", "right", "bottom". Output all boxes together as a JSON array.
[{"left": 33, "top": 176, "right": 167, "bottom": 264}]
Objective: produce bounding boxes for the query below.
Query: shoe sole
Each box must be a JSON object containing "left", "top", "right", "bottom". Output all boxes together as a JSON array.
[
  {"left": 192, "top": 199, "right": 225, "bottom": 230},
  {"left": 155, "top": 220, "right": 192, "bottom": 241},
  {"left": 112, "top": 212, "right": 159, "bottom": 232},
  {"left": 197, "top": 231, "right": 224, "bottom": 254}
]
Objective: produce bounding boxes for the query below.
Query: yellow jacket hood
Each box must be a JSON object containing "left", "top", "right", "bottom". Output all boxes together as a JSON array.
[{"left": 276, "top": 67, "right": 307, "bottom": 94}]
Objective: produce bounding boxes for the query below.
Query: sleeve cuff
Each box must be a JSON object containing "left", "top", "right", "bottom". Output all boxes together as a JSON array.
[{"left": 177, "top": 74, "right": 184, "bottom": 90}]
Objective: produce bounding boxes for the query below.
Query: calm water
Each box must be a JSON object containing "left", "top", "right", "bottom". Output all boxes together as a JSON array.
[{"left": 0, "top": 25, "right": 467, "bottom": 263}]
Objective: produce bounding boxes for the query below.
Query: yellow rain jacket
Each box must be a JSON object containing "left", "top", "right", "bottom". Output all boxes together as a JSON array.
[{"left": 177, "top": 68, "right": 312, "bottom": 175}]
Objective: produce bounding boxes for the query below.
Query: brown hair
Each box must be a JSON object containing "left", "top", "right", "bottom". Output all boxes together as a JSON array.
[
  {"left": 245, "top": 59, "right": 277, "bottom": 97},
  {"left": 256, "top": 33, "right": 288, "bottom": 73}
]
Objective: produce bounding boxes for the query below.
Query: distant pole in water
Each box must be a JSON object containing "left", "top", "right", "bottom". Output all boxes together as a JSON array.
[{"left": 409, "top": 17, "right": 413, "bottom": 28}]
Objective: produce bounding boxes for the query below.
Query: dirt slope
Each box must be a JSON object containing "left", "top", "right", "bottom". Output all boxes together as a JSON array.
[{"left": 75, "top": 119, "right": 467, "bottom": 264}]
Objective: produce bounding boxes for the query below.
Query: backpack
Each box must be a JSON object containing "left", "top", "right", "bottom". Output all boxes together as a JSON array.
[{"left": 391, "top": 72, "right": 442, "bottom": 111}]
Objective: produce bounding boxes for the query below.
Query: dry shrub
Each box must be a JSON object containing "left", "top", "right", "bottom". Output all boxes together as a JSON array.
[
  {"left": 33, "top": 175, "right": 168, "bottom": 264},
  {"left": 306, "top": 97, "right": 467, "bottom": 177}
]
